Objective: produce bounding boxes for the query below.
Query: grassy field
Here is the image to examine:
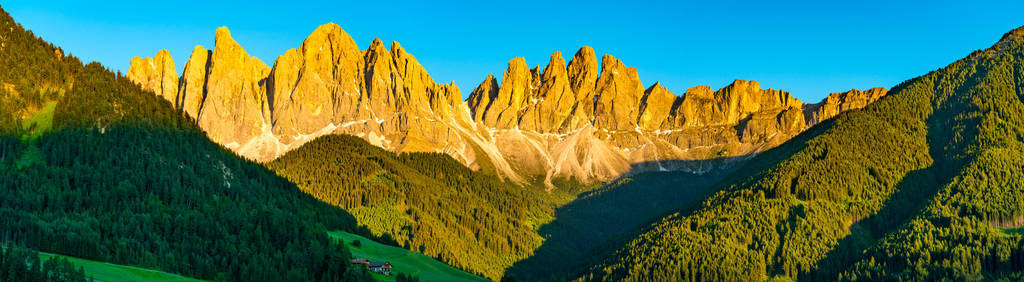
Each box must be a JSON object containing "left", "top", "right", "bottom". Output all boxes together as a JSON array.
[
  {"left": 35, "top": 250, "right": 205, "bottom": 282},
  {"left": 999, "top": 226, "right": 1024, "bottom": 236},
  {"left": 329, "top": 231, "right": 487, "bottom": 282},
  {"left": 20, "top": 100, "right": 56, "bottom": 140}
]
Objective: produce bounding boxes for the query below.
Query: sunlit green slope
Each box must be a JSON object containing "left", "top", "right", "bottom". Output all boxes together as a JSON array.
[{"left": 581, "top": 26, "right": 1024, "bottom": 281}]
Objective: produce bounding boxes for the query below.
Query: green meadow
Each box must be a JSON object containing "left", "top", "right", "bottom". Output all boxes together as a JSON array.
[
  {"left": 329, "top": 231, "right": 487, "bottom": 282},
  {"left": 37, "top": 251, "right": 205, "bottom": 282},
  {"left": 0, "top": 246, "right": 205, "bottom": 282},
  {"left": 21, "top": 100, "right": 56, "bottom": 140}
]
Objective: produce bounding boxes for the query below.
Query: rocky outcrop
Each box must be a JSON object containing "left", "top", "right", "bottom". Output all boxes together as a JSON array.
[
  {"left": 268, "top": 23, "right": 363, "bottom": 147},
  {"left": 592, "top": 55, "right": 646, "bottom": 131},
  {"left": 638, "top": 83, "right": 677, "bottom": 130},
  {"left": 128, "top": 24, "right": 485, "bottom": 171},
  {"left": 463, "top": 53, "right": 884, "bottom": 184},
  {"left": 127, "top": 49, "right": 178, "bottom": 103},
  {"left": 129, "top": 24, "right": 887, "bottom": 186},
  {"left": 200, "top": 27, "right": 272, "bottom": 150},
  {"left": 805, "top": 87, "right": 888, "bottom": 124},
  {"left": 178, "top": 45, "right": 211, "bottom": 118}
]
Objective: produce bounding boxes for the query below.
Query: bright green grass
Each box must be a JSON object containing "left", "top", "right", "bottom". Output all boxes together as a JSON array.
[
  {"left": 36, "top": 250, "right": 205, "bottom": 282},
  {"left": 328, "top": 231, "right": 487, "bottom": 282},
  {"left": 21, "top": 100, "right": 56, "bottom": 140},
  {"left": 999, "top": 226, "right": 1024, "bottom": 236}
]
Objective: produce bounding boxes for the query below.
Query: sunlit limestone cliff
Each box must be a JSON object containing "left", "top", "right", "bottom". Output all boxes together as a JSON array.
[{"left": 128, "top": 24, "right": 886, "bottom": 186}]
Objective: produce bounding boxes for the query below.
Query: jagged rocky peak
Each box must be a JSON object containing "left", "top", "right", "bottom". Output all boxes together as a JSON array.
[
  {"left": 805, "top": 87, "right": 888, "bottom": 124},
  {"left": 567, "top": 46, "right": 599, "bottom": 98},
  {"left": 478, "top": 57, "right": 534, "bottom": 129},
  {"left": 519, "top": 51, "right": 576, "bottom": 132},
  {"left": 468, "top": 73, "right": 499, "bottom": 122},
  {"left": 130, "top": 24, "right": 478, "bottom": 163},
  {"left": 638, "top": 82, "right": 678, "bottom": 130},
  {"left": 468, "top": 47, "right": 655, "bottom": 133},
  {"left": 388, "top": 39, "right": 444, "bottom": 116},
  {"left": 129, "top": 25, "right": 890, "bottom": 184},
  {"left": 363, "top": 37, "right": 401, "bottom": 117},
  {"left": 269, "top": 22, "right": 365, "bottom": 145},
  {"left": 672, "top": 79, "right": 802, "bottom": 128},
  {"left": 200, "top": 26, "right": 271, "bottom": 148},
  {"left": 559, "top": 46, "right": 600, "bottom": 132},
  {"left": 178, "top": 45, "right": 211, "bottom": 118},
  {"left": 126, "top": 49, "right": 178, "bottom": 104},
  {"left": 592, "top": 54, "right": 646, "bottom": 131}
]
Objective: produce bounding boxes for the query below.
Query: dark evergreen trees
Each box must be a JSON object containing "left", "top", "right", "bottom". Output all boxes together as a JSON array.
[
  {"left": 267, "top": 134, "right": 555, "bottom": 279},
  {"left": 580, "top": 26, "right": 1024, "bottom": 281},
  {"left": 0, "top": 5, "right": 370, "bottom": 281},
  {"left": 0, "top": 246, "right": 89, "bottom": 282}
]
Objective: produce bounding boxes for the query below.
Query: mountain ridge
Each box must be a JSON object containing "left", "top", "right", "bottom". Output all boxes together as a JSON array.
[
  {"left": 127, "top": 23, "right": 887, "bottom": 186},
  {"left": 575, "top": 24, "right": 1024, "bottom": 281}
]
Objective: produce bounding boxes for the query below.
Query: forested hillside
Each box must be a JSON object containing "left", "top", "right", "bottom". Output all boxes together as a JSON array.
[
  {"left": 0, "top": 6, "right": 370, "bottom": 281},
  {"left": 580, "top": 26, "right": 1024, "bottom": 281},
  {"left": 267, "top": 134, "right": 559, "bottom": 280},
  {"left": 0, "top": 246, "right": 88, "bottom": 282},
  {"left": 507, "top": 169, "right": 730, "bottom": 281}
]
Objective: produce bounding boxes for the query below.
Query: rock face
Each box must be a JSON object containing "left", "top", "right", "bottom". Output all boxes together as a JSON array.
[
  {"left": 804, "top": 87, "right": 888, "bottom": 124},
  {"left": 201, "top": 27, "right": 272, "bottom": 151},
  {"left": 128, "top": 24, "right": 888, "bottom": 186},
  {"left": 178, "top": 45, "right": 211, "bottom": 118},
  {"left": 127, "top": 49, "right": 178, "bottom": 103}
]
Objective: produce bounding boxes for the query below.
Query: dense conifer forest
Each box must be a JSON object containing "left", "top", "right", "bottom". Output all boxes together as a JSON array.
[
  {"left": 0, "top": 6, "right": 371, "bottom": 281},
  {"left": 267, "top": 134, "right": 557, "bottom": 280},
  {"left": 579, "top": 26, "right": 1024, "bottom": 281},
  {"left": 0, "top": 246, "right": 89, "bottom": 282}
]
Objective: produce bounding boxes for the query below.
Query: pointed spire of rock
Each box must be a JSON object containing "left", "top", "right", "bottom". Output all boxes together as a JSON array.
[
  {"left": 482, "top": 57, "right": 533, "bottom": 129},
  {"left": 178, "top": 45, "right": 211, "bottom": 119},
  {"left": 521, "top": 51, "right": 575, "bottom": 132},
  {"left": 468, "top": 74, "right": 499, "bottom": 122},
  {"left": 593, "top": 54, "right": 645, "bottom": 130},
  {"left": 127, "top": 49, "right": 178, "bottom": 104},
  {"left": 542, "top": 51, "right": 567, "bottom": 79},
  {"left": 390, "top": 40, "right": 405, "bottom": 56},
  {"left": 564, "top": 47, "right": 600, "bottom": 130},
  {"left": 363, "top": 37, "right": 398, "bottom": 116},
  {"left": 390, "top": 40, "right": 436, "bottom": 115},
  {"left": 201, "top": 26, "right": 272, "bottom": 147},
  {"left": 638, "top": 82, "right": 677, "bottom": 130},
  {"left": 567, "top": 46, "right": 598, "bottom": 100}
]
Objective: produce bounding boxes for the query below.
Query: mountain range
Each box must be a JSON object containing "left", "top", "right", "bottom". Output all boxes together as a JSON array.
[
  {"left": 8, "top": 4, "right": 1024, "bottom": 280},
  {"left": 127, "top": 23, "right": 886, "bottom": 187}
]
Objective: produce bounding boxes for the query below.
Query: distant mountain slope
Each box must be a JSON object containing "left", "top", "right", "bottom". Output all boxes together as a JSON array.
[
  {"left": 506, "top": 169, "right": 730, "bottom": 281},
  {"left": 579, "top": 26, "right": 1024, "bottom": 281},
  {"left": 128, "top": 25, "right": 886, "bottom": 187},
  {"left": 267, "top": 134, "right": 557, "bottom": 280},
  {"left": 0, "top": 6, "right": 369, "bottom": 281}
]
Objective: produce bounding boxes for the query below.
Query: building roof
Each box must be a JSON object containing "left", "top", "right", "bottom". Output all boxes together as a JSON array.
[
  {"left": 367, "top": 262, "right": 391, "bottom": 268},
  {"left": 351, "top": 258, "right": 369, "bottom": 264}
]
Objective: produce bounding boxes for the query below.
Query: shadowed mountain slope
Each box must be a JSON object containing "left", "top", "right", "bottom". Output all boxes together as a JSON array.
[
  {"left": 578, "top": 25, "right": 1024, "bottom": 281},
  {"left": 0, "top": 6, "right": 371, "bottom": 281}
]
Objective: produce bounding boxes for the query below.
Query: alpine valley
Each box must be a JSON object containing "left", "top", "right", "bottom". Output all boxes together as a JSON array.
[{"left": 3, "top": 2, "right": 1024, "bottom": 281}]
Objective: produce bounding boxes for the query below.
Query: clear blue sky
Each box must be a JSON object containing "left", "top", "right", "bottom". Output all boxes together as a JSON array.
[{"left": 3, "top": 0, "right": 1023, "bottom": 102}]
